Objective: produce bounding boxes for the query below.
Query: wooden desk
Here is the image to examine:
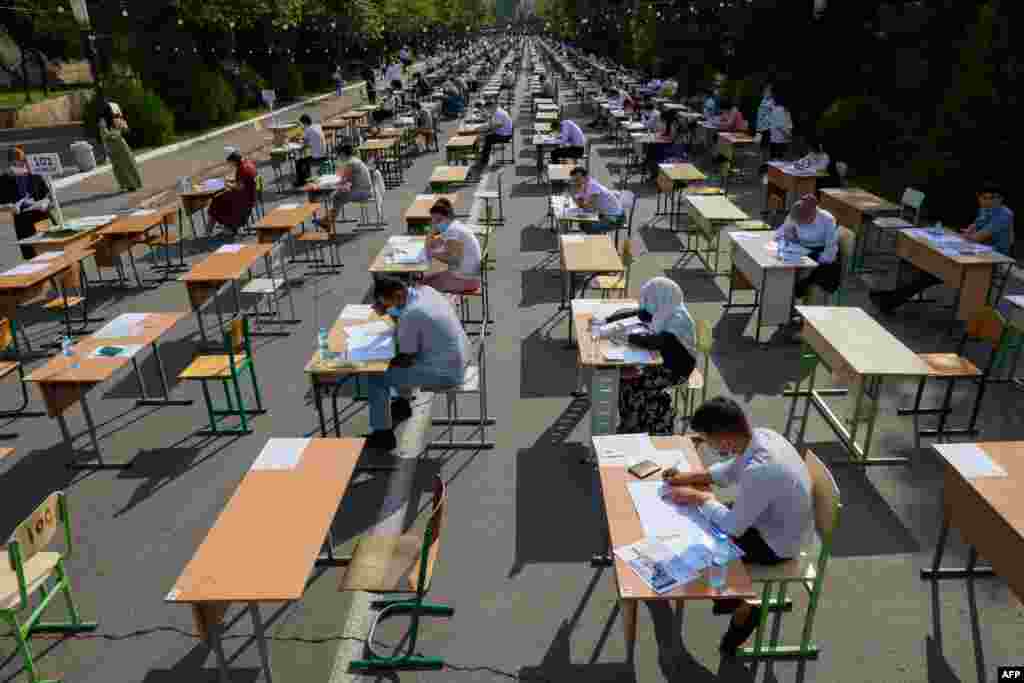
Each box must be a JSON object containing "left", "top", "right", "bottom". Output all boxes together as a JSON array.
[
  {"left": 788, "top": 306, "right": 931, "bottom": 464},
  {"left": 457, "top": 123, "right": 488, "bottom": 136},
  {"left": 0, "top": 254, "right": 86, "bottom": 357},
  {"left": 594, "top": 434, "right": 755, "bottom": 657},
  {"left": 26, "top": 312, "right": 190, "bottom": 469},
  {"left": 17, "top": 215, "right": 114, "bottom": 257},
  {"left": 167, "top": 437, "right": 364, "bottom": 683},
  {"left": 895, "top": 228, "right": 1014, "bottom": 322},
  {"left": 726, "top": 231, "right": 817, "bottom": 343},
  {"left": 573, "top": 300, "right": 662, "bottom": 435},
  {"left": 97, "top": 205, "right": 180, "bottom": 287},
  {"left": 921, "top": 441, "right": 1024, "bottom": 602},
  {"left": 403, "top": 193, "right": 459, "bottom": 233},
  {"left": 559, "top": 234, "right": 623, "bottom": 312},
  {"left": 181, "top": 243, "right": 297, "bottom": 342},
  {"left": 429, "top": 166, "right": 470, "bottom": 193},
  {"left": 683, "top": 195, "right": 750, "bottom": 274},
  {"left": 716, "top": 132, "right": 756, "bottom": 161},
  {"left": 656, "top": 163, "right": 709, "bottom": 230},
  {"left": 369, "top": 236, "right": 432, "bottom": 277},
  {"left": 765, "top": 163, "right": 827, "bottom": 213},
  {"left": 818, "top": 188, "right": 901, "bottom": 270},
  {"left": 180, "top": 184, "right": 227, "bottom": 237},
  {"left": 445, "top": 135, "right": 479, "bottom": 166},
  {"left": 254, "top": 202, "right": 320, "bottom": 244},
  {"left": 305, "top": 309, "right": 395, "bottom": 436}
]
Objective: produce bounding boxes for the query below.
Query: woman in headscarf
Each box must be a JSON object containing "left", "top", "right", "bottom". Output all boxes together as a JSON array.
[
  {"left": 98, "top": 101, "right": 142, "bottom": 192},
  {"left": 595, "top": 277, "right": 698, "bottom": 435}
]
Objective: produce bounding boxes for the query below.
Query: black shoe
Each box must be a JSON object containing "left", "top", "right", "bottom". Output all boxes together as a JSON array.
[
  {"left": 712, "top": 599, "right": 742, "bottom": 616},
  {"left": 390, "top": 397, "right": 412, "bottom": 424},
  {"left": 365, "top": 429, "right": 397, "bottom": 451},
  {"left": 719, "top": 606, "right": 762, "bottom": 658}
]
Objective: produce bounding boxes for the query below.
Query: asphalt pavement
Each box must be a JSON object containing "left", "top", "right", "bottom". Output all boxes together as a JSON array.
[{"left": 1, "top": 47, "right": 1022, "bottom": 683}]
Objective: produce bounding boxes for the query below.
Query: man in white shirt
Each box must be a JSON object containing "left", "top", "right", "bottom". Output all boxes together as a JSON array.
[
  {"left": 422, "top": 198, "right": 482, "bottom": 294},
  {"left": 663, "top": 397, "right": 812, "bottom": 657},
  {"left": 776, "top": 194, "right": 841, "bottom": 299},
  {"left": 570, "top": 166, "right": 623, "bottom": 234},
  {"left": 294, "top": 114, "right": 327, "bottom": 188},
  {"left": 479, "top": 100, "right": 513, "bottom": 167},
  {"left": 367, "top": 278, "right": 470, "bottom": 452},
  {"left": 550, "top": 115, "right": 586, "bottom": 164}
]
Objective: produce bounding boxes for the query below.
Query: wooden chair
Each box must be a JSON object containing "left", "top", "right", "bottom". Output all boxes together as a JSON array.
[
  {"left": 805, "top": 225, "right": 857, "bottom": 306},
  {"left": 340, "top": 475, "right": 454, "bottom": 671},
  {"left": 901, "top": 306, "right": 1016, "bottom": 450},
  {"left": 425, "top": 318, "right": 494, "bottom": 450},
  {"left": 586, "top": 239, "right": 632, "bottom": 299},
  {"left": 0, "top": 492, "right": 97, "bottom": 683},
  {"left": 0, "top": 319, "right": 45, "bottom": 430},
  {"left": 673, "top": 318, "right": 713, "bottom": 427},
  {"left": 296, "top": 207, "right": 343, "bottom": 273},
  {"left": 457, "top": 248, "right": 492, "bottom": 336},
  {"left": 37, "top": 257, "right": 89, "bottom": 340},
  {"left": 144, "top": 207, "right": 186, "bottom": 272},
  {"left": 739, "top": 449, "right": 840, "bottom": 660},
  {"left": 177, "top": 318, "right": 265, "bottom": 435}
]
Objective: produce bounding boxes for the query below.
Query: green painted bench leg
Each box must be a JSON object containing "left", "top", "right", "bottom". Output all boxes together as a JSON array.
[{"left": 350, "top": 654, "right": 445, "bottom": 671}]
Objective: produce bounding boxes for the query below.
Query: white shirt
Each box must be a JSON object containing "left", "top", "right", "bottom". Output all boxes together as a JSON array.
[
  {"left": 699, "top": 428, "right": 813, "bottom": 559},
  {"left": 769, "top": 105, "right": 793, "bottom": 144},
  {"left": 384, "top": 62, "right": 402, "bottom": 83},
  {"left": 557, "top": 119, "right": 585, "bottom": 147},
  {"left": 577, "top": 178, "right": 622, "bottom": 217},
  {"left": 440, "top": 221, "right": 482, "bottom": 278},
  {"left": 492, "top": 108, "right": 513, "bottom": 136},
  {"left": 641, "top": 109, "right": 661, "bottom": 132},
  {"left": 303, "top": 124, "right": 326, "bottom": 159},
  {"left": 776, "top": 208, "right": 839, "bottom": 264}
]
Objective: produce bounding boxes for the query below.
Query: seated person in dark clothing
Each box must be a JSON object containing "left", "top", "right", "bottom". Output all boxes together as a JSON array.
[
  {"left": 0, "top": 146, "right": 52, "bottom": 259},
  {"left": 591, "top": 277, "right": 697, "bottom": 435},
  {"left": 777, "top": 195, "right": 841, "bottom": 300},
  {"left": 209, "top": 148, "right": 258, "bottom": 236},
  {"left": 870, "top": 182, "right": 1015, "bottom": 313},
  {"left": 661, "top": 397, "right": 813, "bottom": 657},
  {"left": 414, "top": 73, "right": 431, "bottom": 99}
]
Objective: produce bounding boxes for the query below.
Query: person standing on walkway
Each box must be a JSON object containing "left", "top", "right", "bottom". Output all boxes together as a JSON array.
[
  {"left": 755, "top": 83, "right": 775, "bottom": 159},
  {"left": 0, "top": 146, "right": 52, "bottom": 259},
  {"left": 208, "top": 148, "right": 257, "bottom": 237},
  {"left": 99, "top": 101, "right": 142, "bottom": 193},
  {"left": 333, "top": 65, "right": 345, "bottom": 96},
  {"left": 767, "top": 91, "right": 793, "bottom": 160}
]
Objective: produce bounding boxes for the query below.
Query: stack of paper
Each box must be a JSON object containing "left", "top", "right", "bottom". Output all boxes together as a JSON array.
[
  {"left": 592, "top": 433, "right": 684, "bottom": 468},
  {"left": 2, "top": 262, "right": 49, "bottom": 277},
  {"left": 595, "top": 317, "right": 647, "bottom": 339},
  {"left": 216, "top": 244, "right": 245, "bottom": 254},
  {"left": 202, "top": 179, "right": 226, "bottom": 191},
  {"left": 934, "top": 443, "right": 1008, "bottom": 479},
  {"left": 94, "top": 313, "right": 149, "bottom": 339},
  {"left": 277, "top": 202, "right": 300, "bottom": 210},
  {"left": 347, "top": 325, "right": 395, "bottom": 362},
  {"left": 339, "top": 304, "right": 374, "bottom": 320},
  {"left": 251, "top": 438, "right": 308, "bottom": 471}
]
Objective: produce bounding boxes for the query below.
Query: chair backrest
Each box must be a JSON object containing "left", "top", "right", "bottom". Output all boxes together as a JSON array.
[
  {"left": 837, "top": 225, "right": 857, "bottom": 276},
  {"left": 224, "top": 317, "right": 249, "bottom": 355},
  {"left": 0, "top": 317, "right": 14, "bottom": 351},
  {"left": 695, "top": 318, "right": 714, "bottom": 354},
  {"left": 901, "top": 187, "right": 925, "bottom": 224},
  {"left": 414, "top": 475, "right": 448, "bottom": 596},
  {"left": 620, "top": 237, "right": 634, "bottom": 268},
  {"left": 803, "top": 450, "right": 841, "bottom": 544},
  {"left": 7, "top": 491, "right": 68, "bottom": 566}
]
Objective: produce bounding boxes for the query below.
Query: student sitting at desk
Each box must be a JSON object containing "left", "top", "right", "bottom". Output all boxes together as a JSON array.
[
  {"left": 0, "top": 146, "right": 52, "bottom": 259},
  {"left": 208, "top": 148, "right": 257, "bottom": 237},
  {"left": 870, "top": 182, "right": 1014, "bottom": 313},
  {"left": 423, "top": 198, "right": 482, "bottom": 294},
  {"left": 777, "top": 195, "right": 840, "bottom": 300},
  {"left": 366, "top": 278, "right": 469, "bottom": 452},
  {"left": 662, "top": 397, "right": 813, "bottom": 657},
  {"left": 716, "top": 100, "right": 748, "bottom": 133},
  {"left": 330, "top": 144, "right": 373, "bottom": 213},
  {"left": 478, "top": 99, "right": 514, "bottom": 167},
  {"left": 595, "top": 277, "right": 697, "bottom": 435},
  {"left": 549, "top": 114, "right": 586, "bottom": 164},
  {"left": 569, "top": 166, "right": 623, "bottom": 234},
  {"left": 294, "top": 114, "right": 327, "bottom": 188},
  {"left": 537, "top": 74, "right": 555, "bottom": 100}
]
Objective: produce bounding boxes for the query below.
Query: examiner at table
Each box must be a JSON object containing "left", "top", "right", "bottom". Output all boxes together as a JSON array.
[
  {"left": 594, "top": 277, "right": 697, "bottom": 435},
  {"left": 570, "top": 166, "right": 623, "bottom": 234},
  {"left": 777, "top": 194, "right": 840, "bottom": 300},
  {"left": 0, "top": 146, "right": 52, "bottom": 259},
  {"left": 662, "top": 397, "right": 813, "bottom": 657},
  {"left": 366, "top": 277, "right": 469, "bottom": 452}
]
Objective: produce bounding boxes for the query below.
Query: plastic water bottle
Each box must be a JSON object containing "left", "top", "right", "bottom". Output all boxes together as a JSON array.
[
  {"left": 317, "top": 327, "right": 331, "bottom": 361},
  {"left": 707, "top": 546, "right": 729, "bottom": 592},
  {"left": 62, "top": 335, "right": 78, "bottom": 369}
]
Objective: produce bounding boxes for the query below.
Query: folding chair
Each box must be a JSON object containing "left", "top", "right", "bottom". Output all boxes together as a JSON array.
[
  {"left": 178, "top": 318, "right": 265, "bottom": 435},
  {"left": 425, "top": 318, "right": 494, "bottom": 450},
  {"left": 0, "top": 319, "right": 45, "bottom": 433},
  {"left": 37, "top": 256, "right": 90, "bottom": 339},
  {"left": 296, "top": 208, "right": 343, "bottom": 273},
  {"left": 0, "top": 491, "right": 97, "bottom": 683},
  {"left": 340, "top": 475, "right": 454, "bottom": 672},
  {"left": 456, "top": 248, "right": 492, "bottom": 335},
  {"left": 673, "top": 318, "right": 713, "bottom": 427},
  {"left": 739, "top": 449, "right": 840, "bottom": 660},
  {"left": 475, "top": 172, "right": 504, "bottom": 226}
]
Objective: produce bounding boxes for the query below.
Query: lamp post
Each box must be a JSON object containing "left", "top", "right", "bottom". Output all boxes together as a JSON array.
[{"left": 69, "top": 0, "right": 105, "bottom": 125}]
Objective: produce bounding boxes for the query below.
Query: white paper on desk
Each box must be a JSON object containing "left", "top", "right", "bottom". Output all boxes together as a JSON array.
[
  {"left": 628, "top": 480, "right": 720, "bottom": 541},
  {"left": 316, "top": 174, "right": 341, "bottom": 185},
  {"left": 251, "top": 438, "right": 309, "bottom": 471},
  {"left": 596, "top": 317, "right": 646, "bottom": 339},
  {"left": 1006, "top": 295, "right": 1024, "bottom": 309},
  {"left": 388, "top": 247, "right": 426, "bottom": 264},
  {"left": 87, "top": 343, "right": 143, "bottom": 359},
  {"left": 934, "top": 443, "right": 1007, "bottom": 479},
  {"left": 730, "top": 231, "right": 760, "bottom": 240},
  {"left": 416, "top": 194, "right": 435, "bottom": 200},
  {"left": 388, "top": 235, "right": 416, "bottom": 244},
  {"left": 2, "top": 262, "right": 49, "bottom": 276},
  {"left": 603, "top": 342, "right": 626, "bottom": 360},
  {"left": 593, "top": 433, "right": 661, "bottom": 466},
  {"left": 31, "top": 251, "right": 64, "bottom": 261},
  {"left": 339, "top": 304, "right": 374, "bottom": 319},
  {"left": 277, "top": 202, "right": 300, "bottom": 210},
  {"left": 203, "top": 179, "right": 226, "bottom": 190},
  {"left": 131, "top": 209, "right": 157, "bottom": 217},
  {"left": 562, "top": 234, "right": 585, "bottom": 244},
  {"left": 93, "top": 314, "right": 149, "bottom": 339},
  {"left": 572, "top": 300, "right": 632, "bottom": 318},
  {"left": 216, "top": 244, "right": 245, "bottom": 253},
  {"left": 613, "top": 541, "right": 682, "bottom": 593},
  {"left": 347, "top": 320, "right": 392, "bottom": 336},
  {"left": 347, "top": 333, "right": 395, "bottom": 362}
]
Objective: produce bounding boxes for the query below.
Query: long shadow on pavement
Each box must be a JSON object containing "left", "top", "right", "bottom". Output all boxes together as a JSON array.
[{"left": 520, "top": 325, "right": 579, "bottom": 398}]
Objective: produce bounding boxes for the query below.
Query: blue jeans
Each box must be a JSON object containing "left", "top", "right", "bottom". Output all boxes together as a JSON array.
[
  {"left": 582, "top": 212, "right": 624, "bottom": 235},
  {"left": 367, "top": 364, "right": 462, "bottom": 431}
]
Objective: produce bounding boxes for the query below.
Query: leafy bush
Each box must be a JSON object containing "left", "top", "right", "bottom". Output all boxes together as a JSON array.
[
  {"left": 81, "top": 79, "right": 175, "bottom": 148},
  {"left": 172, "top": 69, "right": 236, "bottom": 131},
  {"left": 271, "top": 63, "right": 304, "bottom": 100},
  {"left": 235, "top": 63, "right": 268, "bottom": 108}
]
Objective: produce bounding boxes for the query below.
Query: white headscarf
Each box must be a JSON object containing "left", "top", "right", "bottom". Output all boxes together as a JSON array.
[{"left": 638, "top": 277, "right": 696, "bottom": 355}]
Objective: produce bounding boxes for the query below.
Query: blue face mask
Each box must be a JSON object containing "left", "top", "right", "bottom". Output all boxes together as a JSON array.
[{"left": 386, "top": 305, "right": 404, "bottom": 318}]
